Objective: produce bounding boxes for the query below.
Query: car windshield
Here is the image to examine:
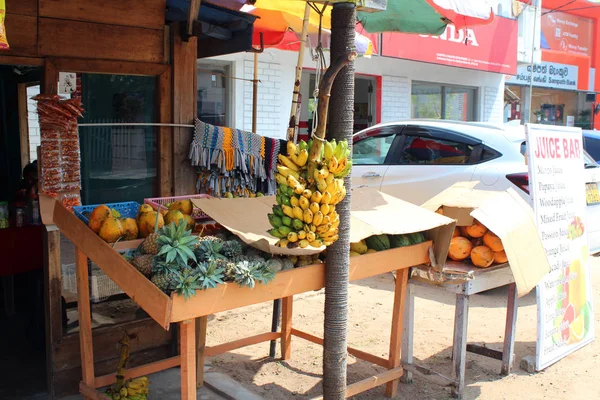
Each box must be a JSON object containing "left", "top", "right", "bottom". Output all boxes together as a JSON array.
[{"left": 519, "top": 141, "right": 599, "bottom": 168}]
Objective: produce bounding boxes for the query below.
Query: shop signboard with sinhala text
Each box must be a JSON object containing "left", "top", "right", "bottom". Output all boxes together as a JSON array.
[{"left": 505, "top": 62, "right": 578, "bottom": 91}]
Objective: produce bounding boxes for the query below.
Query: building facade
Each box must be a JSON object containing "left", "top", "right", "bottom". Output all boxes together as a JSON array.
[{"left": 202, "top": 1, "right": 520, "bottom": 140}]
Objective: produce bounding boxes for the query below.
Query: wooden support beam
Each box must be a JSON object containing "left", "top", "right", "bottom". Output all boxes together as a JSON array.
[
  {"left": 206, "top": 332, "right": 280, "bottom": 357},
  {"left": 281, "top": 297, "right": 293, "bottom": 360},
  {"left": 172, "top": 22, "right": 198, "bottom": 196},
  {"left": 188, "top": 0, "right": 202, "bottom": 36},
  {"left": 385, "top": 268, "right": 409, "bottom": 397},
  {"left": 291, "top": 329, "right": 389, "bottom": 368},
  {"left": 158, "top": 68, "right": 174, "bottom": 196},
  {"left": 180, "top": 320, "right": 197, "bottom": 400},
  {"left": 466, "top": 344, "right": 503, "bottom": 361},
  {"left": 79, "top": 382, "right": 107, "bottom": 400},
  {"left": 196, "top": 316, "right": 208, "bottom": 388},
  {"left": 402, "top": 363, "right": 457, "bottom": 387},
  {"left": 17, "top": 83, "right": 30, "bottom": 169},
  {"left": 94, "top": 356, "right": 181, "bottom": 388},
  {"left": 501, "top": 283, "right": 518, "bottom": 375},
  {"left": 75, "top": 249, "right": 94, "bottom": 399}
]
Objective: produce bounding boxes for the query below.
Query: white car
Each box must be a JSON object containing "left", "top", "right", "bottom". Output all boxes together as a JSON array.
[{"left": 351, "top": 120, "right": 600, "bottom": 254}]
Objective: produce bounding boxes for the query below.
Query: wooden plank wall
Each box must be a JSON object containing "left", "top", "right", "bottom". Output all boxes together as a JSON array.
[{"left": 4, "top": 0, "right": 166, "bottom": 63}]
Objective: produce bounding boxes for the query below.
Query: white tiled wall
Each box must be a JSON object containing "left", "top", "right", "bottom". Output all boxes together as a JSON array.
[
  {"left": 482, "top": 85, "right": 504, "bottom": 123},
  {"left": 381, "top": 76, "right": 410, "bottom": 123},
  {"left": 243, "top": 59, "right": 285, "bottom": 139}
]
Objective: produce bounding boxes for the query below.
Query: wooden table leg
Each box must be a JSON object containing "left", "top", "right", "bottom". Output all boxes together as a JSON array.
[
  {"left": 401, "top": 281, "right": 415, "bottom": 384},
  {"left": 75, "top": 249, "right": 94, "bottom": 399},
  {"left": 196, "top": 316, "right": 208, "bottom": 387},
  {"left": 281, "top": 296, "right": 293, "bottom": 360},
  {"left": 385, "top": 269, "right": 409, "bottom": 398},
  {"left": 501, "top": 283, "right": 518, "bottom": 375},
  {"left": 451, "top": 294, "right": 469, "bottom": 399},
  {"left": 181, "top": 319, "right": 197, "bottom": 400}
]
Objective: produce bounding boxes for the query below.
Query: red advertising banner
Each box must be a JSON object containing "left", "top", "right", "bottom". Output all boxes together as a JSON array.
[
  {"left": 381, "top": 17, "right": 518, "bottom": 74},
  {"left": 541, "top": 9, "right": 594, "bottom": 58}
]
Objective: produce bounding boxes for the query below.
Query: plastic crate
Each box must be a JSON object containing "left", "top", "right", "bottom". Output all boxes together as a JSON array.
[
  {"left": 72, "top": 201, "right": 141, "bottom": 224},
  {"left": 144, "top": 194, "right": 212, "bottom": 221},
  {"left": 61, "top": 261, "right": 124, "bottom": 303}
]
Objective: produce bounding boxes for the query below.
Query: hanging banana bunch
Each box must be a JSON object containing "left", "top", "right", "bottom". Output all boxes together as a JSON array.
[{"left": 267, "top": 52, "right": 357, "bottom": 249}]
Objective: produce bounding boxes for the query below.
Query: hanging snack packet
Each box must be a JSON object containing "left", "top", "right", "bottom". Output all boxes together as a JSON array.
[{"left": 0, "top": 0, "right": 9, "bottom": 50}]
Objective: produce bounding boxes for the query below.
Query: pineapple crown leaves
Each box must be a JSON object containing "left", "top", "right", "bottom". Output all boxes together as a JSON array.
[
  {"left": 173, "top": 269, "right": 203, "bottom": 300},
  {"left": 234, "top": 260, "right": 276, "bottom": 289},
  {"left": 157, "top": 221, "right": 198, "bottom": 264},
  {"left": 195, "top": 239, "right": 226, "bottom": 262},
  {"left": 151, "top": 258, "right": 181, "bottom": 276},
  {"left": 222, "top": 240, "right": 243, "bottom": 258},
  {"left": 196, "top": 260, "right": 225, "bottom": 291}
]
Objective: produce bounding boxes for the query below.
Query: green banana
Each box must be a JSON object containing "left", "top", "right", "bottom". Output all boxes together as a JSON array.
[
  {"left": 292, "top": 218, "right": 304, "bottom": 231},
  {"left": 282, "top": 216, "right": 292, "bottom": 227},
  {"left": 268, "top": 214, "right": 282, "bottom": 228},
  {"left": 281, "top": 195, "right": 291, "bottom": 206},
  {"left": 273, "top": 205, "right": 284, "bottom": 217},
  {"left": 298, "top": 140, "right": 308, "bottom": 151},
  {"left": 268, "top": 228, "right": 285, "bottom": 238},
  {"left": 334, "top": 159, "right": 352, "bottom": 179},
  {"left": 278, "top": 225, "right": 292, "bottom": 236},
  {"left": 324, "top": 141, "right": 334, "bottom": 162}
]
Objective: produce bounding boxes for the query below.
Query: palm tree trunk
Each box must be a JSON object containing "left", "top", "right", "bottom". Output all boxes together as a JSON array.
[{"left": 323, "top": 3, "right": 355, "bottom": 399}]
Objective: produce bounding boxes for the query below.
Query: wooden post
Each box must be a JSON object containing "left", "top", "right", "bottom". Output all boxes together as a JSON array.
[
  {"left": 385, "top": 269, "right": 409, "bottom": 397},
  {"left": 501, "top": 283, "right": 518, "bottom": 375},
  {"left": 401, "top": 281, "right": 415, "bottom": 384},
  {"left": 281, "top": 296, "right": 293, "bottom": 360},
  {"left": 252, "top": 52, "right": 258, "bottom": 133},
  {"left": 196, "top": 316, "right": 208, "bottom": 387},
  {"left": 180, "top": 319, "right": 197, "bottom": 400},
  {"left": 17, "top": 83, "right": 30, "bottom": 169},
  {"left": 158, "top": 68, "right": 174, "bottom": 197},
  {"left": 172, "top": 22, "right": 198, "bottom": 195},
  {"left": 75, "top": 248, "right": 95, "bottom": 399},
  {"left": 451, "top": 294, "right": 469, "bottom": 399}
]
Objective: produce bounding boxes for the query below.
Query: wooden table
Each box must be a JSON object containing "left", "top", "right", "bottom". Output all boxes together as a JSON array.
[
  {"left": 55, "top": 201, "right": 431, "bottom": 399},
  {"left": 400, "top": 264, "right": 518, "bottom": 399}
]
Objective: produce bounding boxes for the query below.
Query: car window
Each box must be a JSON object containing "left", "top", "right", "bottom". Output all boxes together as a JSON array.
[
  {"left": 398, "top": 135, "right": 472, "bottom": 165},
  {"left": 353, "top": 134, "right": 396, "bottom": 165},
  {"left": 584, "top": 136, "right": 600, "bottom": 162}
]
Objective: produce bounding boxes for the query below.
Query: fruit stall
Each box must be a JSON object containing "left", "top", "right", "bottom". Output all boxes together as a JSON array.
[
  {"left": 401, "top": 183, "right": 551, "bottom": 398},
  {"left": 51, "top": 184, "right": 455, "bottom": 399}
]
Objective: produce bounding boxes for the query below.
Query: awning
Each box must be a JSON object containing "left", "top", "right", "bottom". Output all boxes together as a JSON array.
[
  {"left": 505, "top": 87, "right": 520, "bottom": 104},
  {"left": 166, "top": 0, "right": 258, "bottom": 58}
]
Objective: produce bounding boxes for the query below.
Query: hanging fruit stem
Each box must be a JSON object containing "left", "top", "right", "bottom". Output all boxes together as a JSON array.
[
  {"left": 115, "top": 334, "right": 130, "bottom": 392},
  {"left": 309, "top": 51, "right": 357, "bottom": 164}
]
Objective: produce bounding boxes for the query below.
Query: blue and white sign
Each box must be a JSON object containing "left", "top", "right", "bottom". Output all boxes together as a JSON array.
[{"left": 506, "top": 62, "right": 578, "bottom": 90}]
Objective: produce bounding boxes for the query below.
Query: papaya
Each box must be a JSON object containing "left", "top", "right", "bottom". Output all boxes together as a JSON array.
[
  {"left": 389, "top": 234, "right": 411, "bottom": 248},
  {"left": 365, "top": 234, "right": 391, "bottom": 251},
  {"left": 483, "top": 231, "right": 504, "bottom": 252},
  {"left": 465, "top": 219, "right": 488, "bottom": 238},
  {"left": 471, "top": 246, "right": 494, "bottom": 268},
  {"left": 453, "top": 228, "right": 460, "bottom": 238},
  {"left": 448, "top": 237, "right": 473, "bottom": 261},
  {"left": 493, "top": 250, "right": 508, "bottom": 264},
  {"left": 88, "top": 205, "right": 111, "bottom": 233}
]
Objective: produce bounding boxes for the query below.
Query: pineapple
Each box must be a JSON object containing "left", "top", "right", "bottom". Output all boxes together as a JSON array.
[
  {"left": 195, "top": 239, "right": 225, "bottom": 263},
  {"left": 194, "top": 260, "right": 225, "bottom": 290},
  {"left": 141, "top": 211, "right": 163, "bottom": 255},
  {"left": 214, "top": 259, "right": 237, "bottom": 282},
  {"left": 233, "top": 260, "right": 276, "bottom": 289},
  {"left": 150, "top": 260, "right": 179, "bottom": 293},
  {"left": 222, "top": 240, "right": 243, "bottom": 258},
  {"left": 172, "top": 269, "right": 202, "bottom": 300},
  {"left": 196, "top": 235, "right": 224, "bottom": 247},
  {"left": 157, "top": 221, "right": 198, "bottom": 265},
  {"left": 132, "top": 254, "right": 154, "bottom": 277}
]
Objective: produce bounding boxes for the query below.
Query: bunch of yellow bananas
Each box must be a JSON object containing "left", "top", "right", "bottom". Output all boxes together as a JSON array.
[
  {"left": 105, "top": 377, "right": 150, "bottom": 400},
  {"left": 268, "top": 139, "right": 351, "bottom": 249}
]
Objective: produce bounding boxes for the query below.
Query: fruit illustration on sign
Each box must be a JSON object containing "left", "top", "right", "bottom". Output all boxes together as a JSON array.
[
  {"left": 568, "top": 259, "right": 587, "bottom": 315},
  {"left": 561, "top": 303, "right": 575, "bottom": 343},
  {"left": 567, "top": 216, "right": 584, "bottom": 240}
]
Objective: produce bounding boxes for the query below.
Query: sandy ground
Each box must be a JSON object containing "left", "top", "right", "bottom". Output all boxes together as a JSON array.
[{"left": 205, "top": 257, "right": 600, "bottom": 399}]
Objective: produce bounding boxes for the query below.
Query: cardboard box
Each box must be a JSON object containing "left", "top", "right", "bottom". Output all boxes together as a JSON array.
[
  {"left": 192, "top": 187, "right": 456, "bottom": 259},
  {"left": 421, "top": 182, "right": 551, "bottom": 297}
]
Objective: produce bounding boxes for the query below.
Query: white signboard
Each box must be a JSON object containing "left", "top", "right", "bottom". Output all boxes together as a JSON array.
[
  {"left": 506, "top": 62, "right": 578, "bottom": 90},
  {"left": 59, "top": 72, "right": 76, "bottom": 95},
  {"left": 526, "top": 124, "right": 595, "bottom": 371}
]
